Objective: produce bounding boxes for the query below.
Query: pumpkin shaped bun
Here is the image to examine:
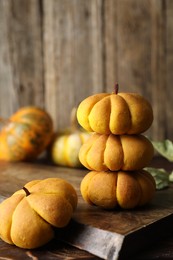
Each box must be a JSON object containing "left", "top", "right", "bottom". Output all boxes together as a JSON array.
[
  {"left": 0, "top": 178, "right": 77, "bottom": 249},
  {"left": 81, "top": 170, "right": 155, "bottom": 209},
  {"left": 0, "top": 106, "right": 53, "bottom": 161},
  {"left": 77, "top": 84, "right": 153, "bottom": 135},
  {"left": 79, "top": 133, "right": 154, "bottom": 171}
]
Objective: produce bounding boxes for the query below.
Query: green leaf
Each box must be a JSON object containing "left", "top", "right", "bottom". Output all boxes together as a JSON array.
[
  {"left": 152, "top": 139, "right": 173, "bottom": 162},
  {"left": 145, "top": 167, "right": 169, "bottom": 190},
  {"left": 169, "top": 170, "right": 173, "bottom": 182}
]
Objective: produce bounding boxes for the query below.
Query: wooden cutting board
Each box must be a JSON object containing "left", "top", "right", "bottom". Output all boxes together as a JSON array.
[{"left": 0, "top": 160, "right": 173, "bottom": 260}]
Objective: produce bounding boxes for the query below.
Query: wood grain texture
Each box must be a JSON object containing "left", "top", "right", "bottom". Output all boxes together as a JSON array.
[
  {"left": 150, "top": 0, "right": 167, "bottom": 140},
  {"left": 0, "top": 239, "right": 98, "bottom": 260},
  {"left": 43, "top": 0, "right": 104, "bottom": 130},
  {"left": 0, "top": 0, "right": 43, "bottom": 117},
  {"left": 0, "top": 0, "right": 172, "bottom": 140},
  {"left": 165, "top": 0, "right": 173, "bottom": 139},
  {"left": 0, "top": 158, "right": 172, "bottom": 259},
  {"left": 113, "top": 0, "right": 152, "bottom": 94},
  {"left": 104, "top": 0, "right": 118, "bottom": 92},
  {"left": 0, "top": 0, "right": 17, "bottom": 117}
]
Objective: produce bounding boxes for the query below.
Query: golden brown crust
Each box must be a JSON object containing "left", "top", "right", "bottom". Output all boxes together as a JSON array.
[
  {"left": 0, "top": 178, "right": 78, "bottom": 249},
  {"left": 118, "top": 93, "right": 153, "bottom": 134},
  {"left": 77, "top": 92, "right": 153, "bottom": 135},
  {"left": 79, "top": 133, "right": 154, "bottom": 171},
  {"left": 77, "top": 93, "right": 109, "bottom": 132},
  {"left": 80, "top": 171, "right": 100, "bottom": 205},
  {"left": 116, "top": 171, "right": 141, "bottom": 209},
  {"left": 81, "top": 171, "right": 118, "bottom": 209},
  {"left": 136, "top": 170, "right": 156, "bottom": 206},
  {"left": 80, "top": 170, "right": 156, "bottom": 210}
]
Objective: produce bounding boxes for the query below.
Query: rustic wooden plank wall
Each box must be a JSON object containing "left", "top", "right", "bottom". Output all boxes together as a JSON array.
[{"left": 0, "top": 0, "right": 172, "bottom": 141}]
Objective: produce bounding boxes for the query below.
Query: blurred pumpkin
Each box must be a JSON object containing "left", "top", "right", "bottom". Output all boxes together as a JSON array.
[
  {"left": 77, "top": 84, "right": 153, "bottom": 135},
  {"left": 81, "top": 170, "right": 156, "bottom": 209},
  {"left": 79, "top": 133, "right": 154, "bottom": 171},
  {"left": 0, "top": 106, "right": 53, "bottom": 161},
  {"left": 0, "top": 178, "right": 77, "bottom": 249},
  {"left": 50, "top": 108, "right": 91, "bottom": 168}
]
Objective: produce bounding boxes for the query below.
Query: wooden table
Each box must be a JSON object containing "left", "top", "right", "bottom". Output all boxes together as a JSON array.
[{"left": 0, "top": 157, "right": 173, "bottom": 259}]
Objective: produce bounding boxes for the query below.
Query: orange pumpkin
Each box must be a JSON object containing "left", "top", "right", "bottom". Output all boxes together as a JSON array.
[{"left": 0, "top": 106, "right": 53, "bottom": 161}]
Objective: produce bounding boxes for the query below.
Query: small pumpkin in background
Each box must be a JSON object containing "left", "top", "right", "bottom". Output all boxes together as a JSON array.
[
  {"left": 81, "top": 170, "right": 156, "bottom": 209},
  {"left": 0, "top": 106, "right": 53, "bottom": 161},
  {"left": 50, "top": 108, "right": 91, "bottom": 168},
  {"left": 0, "top": 177, "right": 78, "bottom": 249}
]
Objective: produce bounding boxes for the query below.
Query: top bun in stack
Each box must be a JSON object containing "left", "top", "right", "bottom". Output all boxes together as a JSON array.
[{"left": 77, "top": 84, "right": 153, "bottom": 135}]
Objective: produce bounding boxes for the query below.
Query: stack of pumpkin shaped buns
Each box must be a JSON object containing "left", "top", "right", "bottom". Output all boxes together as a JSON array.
[{"left": 77, "top": 84, "right": 156, "bottom": 209}]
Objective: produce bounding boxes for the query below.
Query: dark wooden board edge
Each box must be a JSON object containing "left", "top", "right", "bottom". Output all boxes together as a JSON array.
[
  {"left": 56, "top": 212, "right": 173, "bottom": 260},
  {"left": 56, "top": 219, "right": 124, "bottom": 260},
  {"left": 120, "top": 212, "right": 173, "bottom": 259}
]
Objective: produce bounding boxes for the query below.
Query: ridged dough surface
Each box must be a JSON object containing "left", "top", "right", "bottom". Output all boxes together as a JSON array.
[
  {"left": 80, "top": 170, "right": 156, "bottom": 209},
  {"left": 77, "top": 92, "right": 153, "bottom": 135},
  {"left": 79, "top": 133, "right": 154, "bottom": 171},
  {"left": 0, "top": 178, "right": 78, "bottom": 249}
]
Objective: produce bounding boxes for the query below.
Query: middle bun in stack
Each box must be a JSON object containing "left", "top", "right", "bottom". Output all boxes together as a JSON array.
[{"left": 79, "top": 133, "right": 154, "bottom": 171}]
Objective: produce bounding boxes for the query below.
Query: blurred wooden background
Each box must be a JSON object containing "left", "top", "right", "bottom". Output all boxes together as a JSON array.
[{"left": 0, "top": 0, "right": 172, "bottom": 141}]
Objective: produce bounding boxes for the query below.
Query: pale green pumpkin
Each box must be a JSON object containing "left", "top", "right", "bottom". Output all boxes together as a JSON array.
[
  {"left": 50, "top": 108, "right": 91, "bottom": 168},
  {"left": 51, "top": 131, "right": 90, "bottom": 167}
]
